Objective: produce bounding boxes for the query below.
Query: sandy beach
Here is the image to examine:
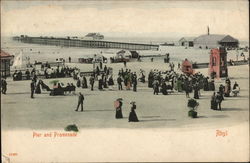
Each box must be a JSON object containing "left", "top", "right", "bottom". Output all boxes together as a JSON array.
[{"left": 1, "top": 60, "right": 249, "bottom": 162}]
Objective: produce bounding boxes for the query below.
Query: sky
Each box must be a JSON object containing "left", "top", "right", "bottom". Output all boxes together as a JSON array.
[{"left": 1, "top": 0, "right": 249, "bottom": 40}]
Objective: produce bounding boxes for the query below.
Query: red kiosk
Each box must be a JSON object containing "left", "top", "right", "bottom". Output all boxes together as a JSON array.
[
  {"left": 209, "top": 47, "right": 228, "bottom": 79},
  {"left": 1, "top": 50, "right": 14, "bottom": 78},
  {"left": 182, "top": 58, "right": 194, "bottom": 75}
]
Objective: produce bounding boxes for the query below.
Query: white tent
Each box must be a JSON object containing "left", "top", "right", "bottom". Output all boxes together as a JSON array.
[
  {"left": 12, "top": 50, "right": 31, "bottom": 69},
  {"left": 12, "top": 51, "right": 23, "bottom": 68}
]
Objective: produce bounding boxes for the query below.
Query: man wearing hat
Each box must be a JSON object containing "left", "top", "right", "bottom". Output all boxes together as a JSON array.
[
  {"left": 75, "top": 92, "right": 84, "bottom": 112},
  {"left": 219, "top": 84, "right": 225, "bottom": 100},
  {"left": 215, "top": 92, "right": 223, "bottom": 110}
]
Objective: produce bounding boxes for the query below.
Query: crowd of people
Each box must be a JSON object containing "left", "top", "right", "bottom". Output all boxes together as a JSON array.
[
  {"left": 13, "top": 63, "right": 79, "bottom": 81},
  {"left": 74, "top": 65, "right": 114, "bottom": 91},
  {"left": 44, "top": 65, "right": 79, "bottom": 78},
  {"left": 147, "top": 68, "right": 215, "bottom": 98},
  {"left": 210, "top": 78, "right": 240, "bottom": 110},
  {"left": 2, "top": 53, "right": 245, "bottom": 124}
]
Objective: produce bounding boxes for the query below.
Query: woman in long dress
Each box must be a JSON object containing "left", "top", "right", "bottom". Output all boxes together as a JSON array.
[
  {"left": 115, "top": 98, "right": 123, "bottom": 119},
  {"left": 129, "top": 102, "right": 139, "bottom": 122},
  {"left": 193, "top": 83, "right": 199, "bottom": 99},
  {"left": 224, "top": 82, "right": 231, "bottom": 97},
  {"left": 35, "top": 80, "right": 41, "bottom": 94},
  {"left": 210, "top": 92, "right": 217, "bottom": 110},
  {"left": 108, "top": 75, "right": 114, "bottom": 90}
]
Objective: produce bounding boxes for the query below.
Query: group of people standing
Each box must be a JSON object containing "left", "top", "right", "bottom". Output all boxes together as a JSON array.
[
  {"left": 117, "top": 68, "right": 138, "bottom": 92},
  {"left": 210, "top": 78, "right": 240, "bottom": 110},
  {"left": 44, "top": 65, "right": 78, "bottom": 79},
  {"left": 74, "top": 65, "right": 115, "bottom": 91},
  {"left": 147, "top": 68, "right": 215, "bottom": 98}
]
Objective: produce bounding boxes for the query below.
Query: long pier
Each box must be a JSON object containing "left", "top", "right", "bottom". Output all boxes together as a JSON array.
[{"left": 13, "top": 36, "right": 159, "bottom": 50}]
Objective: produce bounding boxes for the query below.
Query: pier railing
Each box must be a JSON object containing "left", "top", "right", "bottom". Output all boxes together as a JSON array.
[{"left": 13, "top": 36, "right": 159, "bottom": 50}]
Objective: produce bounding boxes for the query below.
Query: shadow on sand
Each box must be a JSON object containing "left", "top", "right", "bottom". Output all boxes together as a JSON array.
[
  {"left": 84, "top": 109, "right": 114, "bottom": 112},
  {"left": 221, "top": 108, "right": 248, "bottom": 111},
  {"left": 197, "top": 116, "right": 208, "bottom": 118},
  {"left": 140, "top": 119, "right": 176, "bottom": 122},
  {"left": 7, "top": 92, "right": 30, "bottom": 95},
  {"left": 140, "top": 116, "right": 161, "bottom": 118},
  {"left": 209, "top": 115, "right": 229, "bottom": 118}
]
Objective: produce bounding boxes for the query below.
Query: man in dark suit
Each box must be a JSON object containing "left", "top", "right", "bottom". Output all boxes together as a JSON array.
[
  {"left": 75, "top": 92, "right": 84, "bottom": 112},
  {"left": 30, "top": 80, "right": 35, "bottom": 98},
  {"left": 117, "top": 76, "right": 123, "bottom": 90},
  {"left": 216, "top": 92, "right": 223, "bottom": 110},
  {"left": 1, "top": 79, "right": 7, "bottom": 94}
]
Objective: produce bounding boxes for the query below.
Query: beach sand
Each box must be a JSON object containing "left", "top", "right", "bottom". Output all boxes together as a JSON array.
[{"left": 1, "top": 40, "right": 249, "bottom": 162}]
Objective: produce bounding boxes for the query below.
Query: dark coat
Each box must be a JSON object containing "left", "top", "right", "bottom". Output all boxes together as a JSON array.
[
  {"left": 78, "top": 94, "right": 84, "bottom": 103},
  {"left": 129, "top": 104, "right": 139, "bottom": 122}
]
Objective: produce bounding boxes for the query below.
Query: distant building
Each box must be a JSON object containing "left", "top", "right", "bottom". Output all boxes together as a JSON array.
[
  {"left": 0, "top": 50, "right": 14, "bottom": 77},
  {"left": 193, "top": 34, "right": 239, "bottom": 49},
  {"left": 84, "top": 33, "right": 104, "bottom": 40},
  {"left": 179, "top": 37, "right": 195, "bottom": 47}
]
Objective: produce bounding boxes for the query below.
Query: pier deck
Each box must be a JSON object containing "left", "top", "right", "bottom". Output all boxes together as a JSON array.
[{"left": 13, "top": 36, "right": 159, "bottom": 50}]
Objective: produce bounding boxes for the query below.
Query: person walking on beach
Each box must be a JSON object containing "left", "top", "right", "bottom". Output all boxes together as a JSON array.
[
  {"left": 153, "top": 80, "right": 159, "bottom": 95},
  {"left": 117, "top": 76, "right": 123, "bottom": 90},
  {"left": 89, "top": 75, "right": 95, "bottom": 91},
  {"left": 30, "top": 80, "right": 35, "bottom": 98},
  {"left": 1, "top": 79, "right": 7, "bottom": 94},
  {"left": 129, "top": 101, "right": 139, "bottom": 122},
  {"left": 219, "top": 84, "right": 225, "bottom": 100},
  {"left": 132, "top": 73, "right": 137, "bottom": 92},
  {"left": 68, "top": 56, "right": 71, "bottom": 63},
  {"left": 210, "top": 92, "right": 217, "bottom": 110},
  {"left": 108, "top": 75, "right": 114, "bottom": 90},
  {"left": 75, "top": 92, "right": 84, "bottom": 112},
  {"left": 123, "top": 60, "right": 127, "bottom": 67},
  {"left": 114, "top": 98, "right": 123, "bottom": 119},
  {"left": 215, "top": 92, "right": 223, "bottom": 110}
]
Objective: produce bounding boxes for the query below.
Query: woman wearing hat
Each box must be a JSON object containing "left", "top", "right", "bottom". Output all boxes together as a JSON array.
[
  {"left": 114, "top": 98, "right": 123, "bottom": 119},
  {"left": 129, "top": 102, "right": 139, "bottom": 122}
]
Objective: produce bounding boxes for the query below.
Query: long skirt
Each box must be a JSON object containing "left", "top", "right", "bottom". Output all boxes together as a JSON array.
[
  {"left": 129, "top": 111, "right": 139, "bottom": 122},
  {"left": 204, "top": 83, "right": 209, "bottom": 91},
  {"left": 115, "top": 108, "right": 123, "bottom": 119},
  {"left": 35, "top": 84, "right": 41, "bottom": 94},
  {"left": 98, "top": 80, "right": 103, "bottom": 90},
  {"left": 211, "top": 100, "right": 217, "bottom": 110},
  {"left": 194, "top": 90, "right": 199, "bottom": 99}
]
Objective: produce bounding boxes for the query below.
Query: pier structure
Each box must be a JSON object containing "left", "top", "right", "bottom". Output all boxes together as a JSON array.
[{"left": 13, "top": 36, "right": 159, "bottom": 50}]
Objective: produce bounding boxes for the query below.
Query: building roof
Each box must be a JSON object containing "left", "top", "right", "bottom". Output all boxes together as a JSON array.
[
  {"left": 179, "top": 37, "right": 195, "bottom": 42},
  {"left": 85, "top": 33, "right": 103, "bottom": 37},
  {"left": 194, "top": 34, "right": 238, "bottom": 44},
  {"left": 0, "top": 50, "right": 14, "bottom": 59}
]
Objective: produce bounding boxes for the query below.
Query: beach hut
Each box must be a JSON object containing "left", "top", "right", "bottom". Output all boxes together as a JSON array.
[
  {"left": 182, "top": 59, "right": 194, "bottom": 75},
  {"left": 179, "top": 37, "right": 195, "bottom": 47},
  {"left": 194, "top": 34, "right": 239, "bottom": 49},
  {"left": 209, "top": 47, "right": 228, "bottom": 79},
  {"left": 0, "top": 50, "right": 14, "bottom": 77}
]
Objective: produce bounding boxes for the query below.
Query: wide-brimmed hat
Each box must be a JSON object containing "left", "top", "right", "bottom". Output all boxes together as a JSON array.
[
  {"left": 130, "top": 101, "right": 136, "bottom": 104},
  {"left": 116, "top": 98, "right": 123, "bottom": 101}
]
